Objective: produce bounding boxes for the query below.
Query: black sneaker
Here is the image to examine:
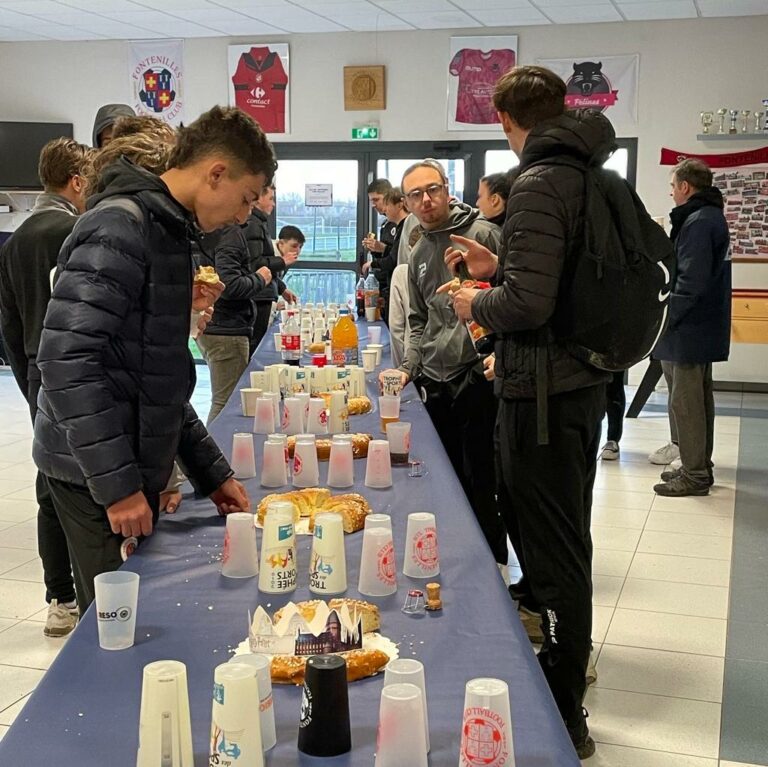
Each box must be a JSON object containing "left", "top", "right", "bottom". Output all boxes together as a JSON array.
[
  {"left": 654, "top": 474, "right": 710, "bottom": 497},
  {"left": 661, "top": 467, "right": 714, "bottom": 487},
  {"left": 568, "top": 711, "right": 596, "bottom": 759}
]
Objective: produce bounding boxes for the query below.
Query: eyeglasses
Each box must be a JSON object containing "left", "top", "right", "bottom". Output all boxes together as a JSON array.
[{"left": 404, "top": 183, "right": 448, "bottom": 206}]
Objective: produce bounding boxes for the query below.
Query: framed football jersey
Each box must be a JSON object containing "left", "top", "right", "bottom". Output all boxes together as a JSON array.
[
  {"left": 228, "top": 43, "right": 290, "bottom": 135},
  {"left": 447, "top": 36, "right": 518, "bottom": 132}
]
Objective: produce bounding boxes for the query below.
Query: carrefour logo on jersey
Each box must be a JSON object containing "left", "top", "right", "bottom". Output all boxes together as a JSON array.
[{"left": 248, "top": 87, "right": 271, "bottom": 107}]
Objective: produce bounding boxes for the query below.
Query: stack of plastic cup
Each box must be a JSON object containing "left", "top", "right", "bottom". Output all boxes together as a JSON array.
[
  {"left": 292, "top": 434, "right": 320, "bottom": 488},
  {"left": 327, "top": 436, "right": 354, "bottom": 488},
  {"left": 221, "top": 512, "right": 259, "bottom": 579},
  {"left": 309, "top": 512, "right": 347, "bottom": 595},
  {"left": 459, "top": 678, "right": 515, "bottom": 767},
  {"left": 231, "top": 433, "right": 257, "bottom": 479},
  {"left": 226, "top": 653, "right": 277, "bottom": 752},
  {"left": 379, "top": 395, "right": 401, "bottom": 434},
  {"left": 258, "top": 502, "right": 297, "bottom": 594},
  {"left": 383, "top": 659, "right": 430, "bottom": 753},
  {"left": 358, "top": 514, "right": 397, "bottom": 597},
  {"left": 261, "top": 438, "right": 288, "bottom": 488},
  {"left": 365, "top": 439, "right": 393, "bottom": 489},
  {"left": 374, "top": 683, "right": 428, "bottom": 767},
  {"left": 368, "top": 343, "right": 384, "bottom": 365},
  {"left": 281, "top": 397, "right": 305, "bottom": 436},
  {"left": 253, "top": 398, "right": 276, "bottom": 435},
  {"left": 209, "top": 663, "right": 264, "bottom": 767},
  {"left": 402, "top": 513, "right": 439, "bottom": 579},
  {"left": 240, "top": 387, "right": 263, "bottom": 417},
  {"left": 264, "top": 391, "right": 281, "bottom": 426},
  {"left": 306, "top": 398, "right": 329, "bottom": 435},
  {"left": 250, "top": 371, "right": 267, "bottom": 390},
  {"left": 136, "top": 660, "right": 194, "bottom": 767}
]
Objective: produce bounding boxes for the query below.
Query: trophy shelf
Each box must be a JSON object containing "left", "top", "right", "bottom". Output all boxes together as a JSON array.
[{"left": 697, "top": 134, "right": 768, "bottom": 141}]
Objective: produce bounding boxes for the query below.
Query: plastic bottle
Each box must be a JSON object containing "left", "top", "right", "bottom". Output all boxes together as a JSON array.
[
  {"left": 364, "top": 273, "right": 380, "bottom": 320},
  {"left": 281, "top": 310, "right": 302, "bottom": 366},
  {"left": 355, "top": 276, "right": 366, "bottom": 318},
  {"left": 330, "top": 308, "right": 359, "bottom": 367}
]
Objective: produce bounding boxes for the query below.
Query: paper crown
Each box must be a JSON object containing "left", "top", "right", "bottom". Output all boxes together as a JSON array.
[{"left": 248, "top": 602, "right": 363, "bottom": 656}]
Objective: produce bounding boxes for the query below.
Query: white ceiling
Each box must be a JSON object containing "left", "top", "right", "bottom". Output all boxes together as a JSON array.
[{"left": 0, "top": 0, "right": 765, "bottom": 41}]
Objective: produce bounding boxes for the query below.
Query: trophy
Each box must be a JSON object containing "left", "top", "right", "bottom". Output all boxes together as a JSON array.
[
  {"left": 717, "top": 108, "right": 728, "bottom": 134},
  {"left": 755, "top": 111, "right": 765, "bottom": 133},
  {"left": 741, "top": 110, "right": 751, "bottom": 133},
  {"left": 728, "top": 109, "right": 739, "bottom": 134},
  {"left": 700, "top": 111, "right": 714, "bottom": 134}
]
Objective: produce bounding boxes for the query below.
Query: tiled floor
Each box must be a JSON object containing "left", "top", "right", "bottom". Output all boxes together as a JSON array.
[{"left": 0, "top": 368, "right": 764, "bottom": 766}]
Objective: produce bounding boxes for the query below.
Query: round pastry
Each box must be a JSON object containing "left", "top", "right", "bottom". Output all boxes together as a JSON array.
[
  {"left": 286, "top": 433, "right": 372, "bottom": 461},
  {"left": 256, "top": 487, "right": 372, "bottom": 533},
  {"left": 271, "top": 648, "right": 390, "bottom": 685},
  {"left": 348, "top": 396, "right": 373, "bottom": 415},
  {"left": 194, "top": 265, "right": 220, "bottom": 284},
  {"left": 308, "top": 342, "right": 325, "bottom": 354}
]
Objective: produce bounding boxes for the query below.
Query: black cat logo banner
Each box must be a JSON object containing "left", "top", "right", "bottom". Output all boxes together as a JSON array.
[{"left": 537, "top": 55, "right": 639, "bottom": 131}]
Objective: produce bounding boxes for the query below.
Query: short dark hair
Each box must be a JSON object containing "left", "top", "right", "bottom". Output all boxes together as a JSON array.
[
  {"left": 480, "top": 172, "right": 511, "bottom": 202},
  {"left": 673, "top": 159, "right": 712, "bottom": 191},
  {"left": 493, "top": 66, "right": 566, "bottom": 130},
  {"left": 383, "top": 186, "right": 405, "bottom": 206},
  {"left": 38, "top": 137, "right": 92, "bottom": 192},
  {"left": 367, "top": 178, "right": 392, "bottom": 195},
  {"left": 278, "top": 225, "right": 305, "bottom": 244},
  {"left": 401, "top": 159, "right": 448, "bottom": 192},
  {"left": 169, "top": 105, "right": 277, "bottom": 184}
]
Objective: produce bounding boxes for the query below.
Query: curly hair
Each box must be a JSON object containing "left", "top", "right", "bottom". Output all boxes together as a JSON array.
[{"left": 111, "top": 114, "right": 177, "bottom": 143}]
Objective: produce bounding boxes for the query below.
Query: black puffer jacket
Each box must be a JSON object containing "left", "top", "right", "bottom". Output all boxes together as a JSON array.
[
  {"left": 247, "top": 209, "right": 286, "bottom": 302},
  {"left": 472, "top": 109, "right": 614, "bottom": 400},
  {"left": 33, "top": 158, "right": 232, "bottom": 508}
]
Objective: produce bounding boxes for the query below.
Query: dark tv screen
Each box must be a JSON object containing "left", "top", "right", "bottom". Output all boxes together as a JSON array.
[{"left": 0, "top": 122, "right": 74, "bottom": 190}]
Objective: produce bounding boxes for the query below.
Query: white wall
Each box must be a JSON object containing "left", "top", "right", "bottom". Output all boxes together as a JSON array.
[{"left": 2, "top": 15, "right": 768, "bottom": 381}]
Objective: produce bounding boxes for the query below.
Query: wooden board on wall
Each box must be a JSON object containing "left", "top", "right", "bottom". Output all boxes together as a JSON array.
[{"left": 344, "top": 66, "right": 385, "bottom": 111}]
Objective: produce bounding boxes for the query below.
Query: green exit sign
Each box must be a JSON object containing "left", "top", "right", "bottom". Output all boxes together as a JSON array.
[{"left": 352, "top": 126, "right": 379, "bottom": 140}]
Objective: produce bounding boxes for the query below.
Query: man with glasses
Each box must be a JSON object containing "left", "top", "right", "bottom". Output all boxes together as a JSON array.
[{"left": 379, "top": 159, "right": 509, "bottom": 576}]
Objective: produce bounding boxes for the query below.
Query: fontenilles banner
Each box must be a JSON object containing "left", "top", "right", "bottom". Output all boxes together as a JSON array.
[{"left": 660, "top": 146, "right": 768, "bottom": 167}]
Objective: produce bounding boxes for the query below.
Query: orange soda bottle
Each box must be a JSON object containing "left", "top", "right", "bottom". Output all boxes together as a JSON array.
[{"left": 331, "top": 308, "right": 359, "bottom": 366}]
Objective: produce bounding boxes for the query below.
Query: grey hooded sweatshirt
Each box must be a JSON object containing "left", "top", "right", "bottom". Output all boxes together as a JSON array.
[
  {"left": 402, "top": 201, "right": 501, "bottom": 382},
  {"left": 91, "top": 104, "right": 135, "bottom": 147}
]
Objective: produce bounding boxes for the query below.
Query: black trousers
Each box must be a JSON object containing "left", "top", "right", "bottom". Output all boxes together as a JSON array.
[
  {"left": 415, "top": 367, "right": 508, "bottom": 565},
  {"left": 251, "top": 301, "right": 273, "bottom": 358},
  {"left": 27, "top": 378, "right": 76, "bottom": 605},
  {"left": 496, "top": 384, "right": 604, "bottom": 729},
  {"left": 46, "top": 477, "right": 159, "bottom": 616},
  {"left": 605, "top": 370, "right": 627, "bottom": 443}
]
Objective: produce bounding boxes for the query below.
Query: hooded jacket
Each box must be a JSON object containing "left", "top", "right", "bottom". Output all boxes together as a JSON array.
[
  {"left": 245, "top": 208, "right": 286, "bottom": 302},
  {"left": 471, "top": 109, "right": 614, "bottom": 400},
  {"left": 33, "top": 158, "right": 232, "bottom": 508},
  {"left": 91, "top": 104, "right": 134, "bottom": 147},
  {"left": 403, "top": 201, "right": 501, "bottom": 382}
]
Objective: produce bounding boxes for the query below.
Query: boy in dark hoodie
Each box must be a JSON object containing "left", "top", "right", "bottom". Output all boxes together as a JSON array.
[{"left": 91, "top": 103, "right": 135, "bottom": 148}]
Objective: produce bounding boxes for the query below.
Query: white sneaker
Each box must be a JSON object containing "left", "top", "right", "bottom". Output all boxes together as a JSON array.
[
  {"left": 600, "top": 441, "right": 620, "bottom": 461},
  {"left": 44, "top": 600, "right": 78, "bottom": 638},
  {"left": 669, "top": 457, "right": 682, "bottom": 470},
  {"left": 648, "top": 442, "right": 680, "bottom": 465}
]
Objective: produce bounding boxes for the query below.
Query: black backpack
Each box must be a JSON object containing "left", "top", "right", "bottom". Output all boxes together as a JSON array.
[{"left": 546, "top": 157, "right": 676, "bottom": 372}]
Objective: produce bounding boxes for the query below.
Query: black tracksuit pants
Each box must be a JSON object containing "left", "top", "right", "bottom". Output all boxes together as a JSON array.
[
  {"left": 495, "top": 383, "right": 605, "bottom": 729},
  {"left": 605, "top": 370, "right": 626, "bottom": 443}
]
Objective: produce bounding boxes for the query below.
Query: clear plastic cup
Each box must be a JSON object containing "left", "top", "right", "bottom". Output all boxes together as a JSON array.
[
  {"left": 368, "top": 326, "right": 382, "bottom": 345},
  {"left": 402, "top": 512, "right": 439, "bottom": 579},
  {"left": 375, "top": 683, "right": 428, "bottom": 767},
  {"left": 309, "top": 512, "right": 347, "bottom": 595},
  {"left": 358, "top": 523, "right": 397, "bottom": 597},
  {"left": 386, "top": 421, "right": 411, "bottom": 466},
  {"left": 460, "top": 678, "right": 515, "bottom": 767},
  {"left": 306, "top": 398, "right": 329, "bottom": 435},
  {"left": 227, "top": 654, "right": 277, "bottom": 752},
  {"left": 253, "top": 398, "right": 276, "bottom": 435},
  {"left": 383, "top": 659, "right": 430, "bottom": 752},
  {"left": 365, "top": 439, "right": 393, "bottom": 489},
  {"left": 281, "top": 397, "right": 305, "bottom": 436},
  {"left": 231, "top": 432, "right": 257, "bottom": 479},
  {"left": 368, "top": 343, "right": 384, "bottom": 365},
  {"left": 221, "top": 512, "right": 259, "bottom": 579},
  {"left": 94, "top": 570, "right": 140, "bottom": 650},
  {"left": 261, "top": 439, "right": 288, "bottom": 488},
  {"left": 327, "top": 436, "right": 354, "bottom": 488},
  {"left": 292, "top": 434, "right": 320, "bottom": 488},
  {"left": 378, "top": 395, "right": 400, "bottom": 434},
  {"left": 264, "top": 391, "right": 281, "bottom": 425}
]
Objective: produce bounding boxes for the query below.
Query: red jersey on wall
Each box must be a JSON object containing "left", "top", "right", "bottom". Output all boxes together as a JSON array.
[
  {"left": 232, "top": 46, "right": 288, "bottom": 133},
  {"left": 449, "top": 48, "right": 516, "bottom": 125}
]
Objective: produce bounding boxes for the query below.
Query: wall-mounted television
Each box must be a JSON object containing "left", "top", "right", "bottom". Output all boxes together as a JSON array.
[{"left": 0, "top": 121, "right": 74, "bottom": 190}]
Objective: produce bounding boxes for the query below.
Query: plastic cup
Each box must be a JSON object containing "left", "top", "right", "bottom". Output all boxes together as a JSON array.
[
  {"left": 306, "top": 398, "right": 329, "bottom": 435},
  {"left": 289, "top": 367, "right": 308, "bottom": 395},
  {"left": 268, "top": 433, "right": 290, "bottom": 477},
  {"left": 250, "top": 371, "right": 267, "bottom": 390},
  {"left": 227, "top": 654, "right": 277, "bottom": 752},
  {"left": 252, "top": 398, "right": 276, "bottom": 436},
  {"left": 260, "top": 439, "right": 288, "bottom": 488},
  {"left": 387, "top": 422, "right": 411, "bottom": 466},
  {"left": 292, "top": 434, "right": 320, "bottom": 488},
  {"left": 329, "top": 390, "right": 350, "bottom": 435},
  {"left": 136, "top": 660, "right": 194, "bottom": 767},
  {"left": 365, "top": 513, "right": 392, "bottom": 531},
  {"left": 209, "top": 663, "right": 264, "bottom": 766},
  {"left": 379, "top": 395, "right": 400, "bottom": 434},
  {"left": 362, "top": 349, "right": 377, "bottom": 373},
  {"left": 309, "top": 367, "right": 328, "bottom": 396},
  {"left": 298, "top": 655, "right": 351, "bottom": 756},
  {"left": 358, "top": 521, "right": 397, "bottom": 597},
  {"left": 368, "top": 325, "right": 382, "bottom": 345},
  {"left": 281, "top": 397, "right": 305, "bottom": 436},
  {"left": 402, "top": 513, "right": 439, "bottom": 579},
  {"left": 383, "top": 659, "right": 430, "bottom": 752},
  {"left": 381, "top": 372, "right": 404, "bottom": 396},
  {"left": 460, "top": 678, "right": 515, "bottom": 767},
  {"left": 240, "top": 387, "right": 263, "bottom": 417},
  {"left": 365, "top": 306, "right": 377, "bottom": 322},
  {"left": 258, "top": 502, "right": 297, "bottom": 594},
  {"left": 295, "top": 392, "right": 311, "bottom": 425},
  {"left": 309, "top": 512, "right": 347, "bottom": 595},
  {"left": 273, "top": 332, "right": 282, "bottom": 352},
  {"left": 365, "top": 439, "right": 393, "bottom": 489},
  {"left": 368, "top": 343, "right": 384, "bottom": 365},
  {"left": 263, "top": 365, "right": 280, "bottom": 394},
  {"left": 221, "top": 512, "right": 259, "bottom": 579},
  {"left": 264, "top": 391, "right": 281, "bottom": 425},
  {"left": 94, "top": 570, "right": 139, "bottom": 650},
  {"left": 327, "top": 436, "right": 354, "bottom": 488},
  {"left": 375, "top": 683, "right": 428, "bottom": 767},
  {"left": 349, "top": 368, "right": 366, "bottom": 397}
]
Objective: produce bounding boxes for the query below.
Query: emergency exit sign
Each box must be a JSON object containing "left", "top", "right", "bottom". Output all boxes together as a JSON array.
[{"left": 352, "top": 126, "right": 379, "bottom": 140}]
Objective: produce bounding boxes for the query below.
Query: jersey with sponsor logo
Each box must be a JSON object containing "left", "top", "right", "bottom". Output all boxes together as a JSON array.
[
  {"left": 232, "top": 46, "right": 288, "bottom": 133},
  {"left": 449, "top": 48, "right": 516, "bottom": 124}
]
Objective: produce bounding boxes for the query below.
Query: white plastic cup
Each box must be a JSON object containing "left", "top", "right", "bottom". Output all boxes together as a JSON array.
[
  {"left": 459, "top": 678, "right": 515, "bottom": 767},
  {"left": 231, "top": 433, "right": 257, "bottom": 479},
  {"left": 368, "top": 325, "right": 382, "bottom": 345},
  {"left": 365, "top": 439, "right": 393, "bottom": 489},
  {"left": 365, "top": 306, "right": 377, "bottom": 322},
  {"left": 386, "top": 421, "right": 411, "bottom": 466},
  {"left": 136, "top": 660, "right": 194, "bottom": 767},
  {"left": 268, "top": 433, "right": 290, "bottom": 477},
  {"left": 263, "top": 365, "right": 280, "bottom": 394},
  {"left": 329, "top": 390, "right": 350, "bottom": 435},
  {"left": 358, "top": 520, "right": 397, "bottom": 597},
  {"left": 253, "top": 398, "right": 276, "bottom": 435},
  {"left": 273, "top": 332, "right": 282, "bottom": 352},
  {"left": 379, "top": 394, "right": 400, "bottom": 434},
  {"left": 309, "top": 367, "right": 328, "bottom": 396},
  {"left": 264, "top": 391, "right": 281, "bottom": 425},
  {"left": 292, "top": 434, "right": 320, "bottom": 488},
  {"left": 261, "top": 439, "right": 288, "bottom": 488},
  {"left": 295, "top": 392, "right": 311, "bottom": 426},
  {"left": 368, "top": 343, "right": 384, "bottom": 365},
  {"left": 327, "top": 436, "right": 354, "bottom": 488},
  {"left": 281, "top": 397, "right": 305, "bottom": 436},
  {"left": 383, "top": 659, "right": 430, "bottom": 753},
  {"left": 94, "top": 570, "right": 140, "bottom": 650},
  {"left": 306, "top": 398, "right": 329, "bottom": 435},
  {"left": 350, "top": 368, "right": 366, "bottom": 398},
  {"left": 210, "top": 663, "right": 264, "bottom": 767},
  {"left": 365, "top": 513, "right": 392, "bottom": 531},
  {"left": 221, "top": 512, "right": 259, "bottom": 579},
  {"left": 402, "top": 513, "right": 439, "bottom": 579},
  {"left": 375, "top": 683, "right": 428, "bottom": 767},
  {"left": 250, "top": 371, "right": 267, "bottom": 390},
  {"left": 309, "top": 512, "right": 347, "bottom": 595},
  {"left": 258, "top": 503, "right": 297, "bottom": 594},
  {"left": 240, "top": 387, "right": 263, "bottom": 417},
  {"left": 227, "top": 654, "right": 277, "bottom": 752},
  {"left": 362, "top": 349, "right": 378, "bottom": 373}
]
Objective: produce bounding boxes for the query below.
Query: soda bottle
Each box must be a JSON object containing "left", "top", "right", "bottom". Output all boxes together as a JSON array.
[
  {"left": 364, "top": 273, "right": 380, "bottom": 319},
  {"left": 331, "top": 308, "right": 359, "bottom": 366},
  {"left": 355, "top": 276, "right": 366, "bottom": 318},
  {"left": 281, "top": 311, "right": 301, "bottom": 366}
]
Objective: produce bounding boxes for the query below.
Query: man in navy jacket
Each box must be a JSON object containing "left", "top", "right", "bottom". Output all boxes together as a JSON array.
[{"left": 653, "top": 158, "right": 731, "bottom": 497}]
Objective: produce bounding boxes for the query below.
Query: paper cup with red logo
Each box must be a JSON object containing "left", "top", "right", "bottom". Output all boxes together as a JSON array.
[
  {"left": 306, "top": 398, "right": 329, "bottom": 435},
  {"left": 459, "top": 678, "right": 514, "bottom": 767},
  {"left": 383, "top": 658, "right": 430, "bottom": 752},
  {"left": 365, "top": 439, "right": 393, "bottom": 489},
  {"left": 402, "top": 513, "right": 439, "bottom": 579},
  {"left": 258, "top": 502, "right": 297, "bottom": 595},
  {"left": 231, "top": 432, "right": 257, "bottom": 479},
  {"left": 375, "top": 682, "right": 428, "bottom": 767},
  {"left": 94, "top": 570, "right": 140, "bottom": 650},
  {"left": 292, "top": 434, "right": 319, "bottom": 488},
  {"left": 281, "top": 397, "right": 305, "bottom": 436},
  {"left": 227, "top": 653, "right": 277, "bottom": 752},
  {"left": 358, "top": 515, "right": 397, "bottom": 597},
  {"left": 221, "top": 512, "right": 259, "bottom": 579}
]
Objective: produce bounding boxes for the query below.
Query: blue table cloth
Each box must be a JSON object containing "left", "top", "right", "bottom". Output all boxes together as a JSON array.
[{"left": 0, "top": 322, "right": 579, "bottom": 766}]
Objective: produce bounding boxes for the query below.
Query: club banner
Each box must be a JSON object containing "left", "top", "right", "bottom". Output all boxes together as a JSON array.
[
  {"left": 660, "top": 146, "right": 768, "bottom": 168},
  {"left": 537, "top": 54, "right": 639, "bottom": 130},
  {"left": 129, "top": 39, "right": 184, "bottom": 126}
]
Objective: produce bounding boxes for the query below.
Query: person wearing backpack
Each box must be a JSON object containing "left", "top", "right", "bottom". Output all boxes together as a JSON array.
[{"left": 653, "top": 159, "right": 731, "bottom": 496}]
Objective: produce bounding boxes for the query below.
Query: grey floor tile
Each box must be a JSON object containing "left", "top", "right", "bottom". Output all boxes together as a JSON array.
[
  {"left": 727, "top": 621, "right": 768, "bottom": 664},
  {"left": 720, "top": 659, "right": 768, "bottom": 765}
]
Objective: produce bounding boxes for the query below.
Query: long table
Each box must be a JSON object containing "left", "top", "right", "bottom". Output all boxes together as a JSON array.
[{"left": 0, "top": 323, "right": 579, "bottom": 766}]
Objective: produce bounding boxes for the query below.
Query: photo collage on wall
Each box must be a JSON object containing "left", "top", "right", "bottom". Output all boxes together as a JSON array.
[{"left": 715, "top": 166, "right": 768, "bottom": 260}]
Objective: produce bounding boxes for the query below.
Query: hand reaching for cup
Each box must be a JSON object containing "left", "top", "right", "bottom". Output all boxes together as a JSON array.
[
  {"left": 444, "top": 234, "right": 498, "bottom": 280},
  {"left": 379, "top": 368, "right": 409, "bottom": 395}
]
